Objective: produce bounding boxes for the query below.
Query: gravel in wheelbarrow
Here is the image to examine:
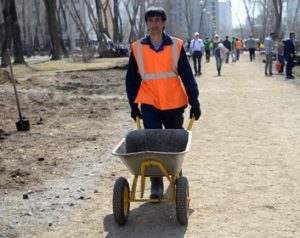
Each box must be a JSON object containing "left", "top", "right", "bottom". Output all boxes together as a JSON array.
[{"left": 112, "top": 129, "right": 192, "bottom": 176}]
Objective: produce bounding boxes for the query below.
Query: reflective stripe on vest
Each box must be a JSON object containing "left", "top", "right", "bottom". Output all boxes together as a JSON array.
[{"left": 136, "top": 37, "right": 179, "bottom": 80}]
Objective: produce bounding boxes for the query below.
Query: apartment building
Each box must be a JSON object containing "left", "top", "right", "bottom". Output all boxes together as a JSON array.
[{"left": 165, "top": 0, "right": 219, "bottom": 40}]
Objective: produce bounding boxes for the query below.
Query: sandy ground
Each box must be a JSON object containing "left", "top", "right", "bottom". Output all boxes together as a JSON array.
[{"left": 1, "top": 53, "right": 300, "bottom": 238}]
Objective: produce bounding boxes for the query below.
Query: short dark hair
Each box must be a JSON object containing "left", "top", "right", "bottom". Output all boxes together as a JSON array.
[
  {"left": 145, "top": 7, "right": 167, "bottom": 22},
  {"left": 290, "top": 31, "right": 296, "bottom": 37},
  {"left": 270, "top": 32, "right": 274, "bottom": 36}
]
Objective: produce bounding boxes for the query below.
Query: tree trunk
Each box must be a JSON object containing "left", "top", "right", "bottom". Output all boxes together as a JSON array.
[
  {"left": 243, "top": 0, "right": 255, "bottom": 35},
  {"left": 12, "top": 21, "right": 25, "bottom": 63},
  {"left": 113, "top": 0, "right": 120, "bottom": 42},
  {"left": 43, "top": 0, "right": 62, "bottom": 60},
  {"left": 124, "top": 0, "right": 141, "bottom": 43},
  {"left": 272, "top": 0, "right": 282, "bottom": 40},
  {"left": 292, "top": 0, "right": 300, "bottom": 30},
  {"left": 1, "top": 0, "right": 24, "bottom": 67},
  {"left": 1, "top": 5, "right": 12, "bottom": 67},
  {"left": 95, "top": 0, "right": 108, "bottom": 57}
]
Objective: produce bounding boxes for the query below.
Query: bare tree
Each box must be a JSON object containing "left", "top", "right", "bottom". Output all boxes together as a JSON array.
[
  {"left": 137, "top": 0, "right": 145, "bottom": 39},
  {"left": 183, "top": 0, "right": 192, "bottom": 38},
  {"left": 255, "top": 0, "right": 274, "bottom": 41},
  {"left": 242, "top": 0, "right": 257, "bottom": 35},
  {"left": 198, "top": 0, "right": 207, "bottom": 36},
  {"left": 61, "top": 0, "right": 89, "bottom": 45},
  {"left": 0, "top": 0, "right": 5, "bottom": 57},
  {"left": 272, "top": 0, "right": 283, "bottom": 40},
  {"left": 291, "top": 0, "right": 300, "bottom": 31},
  {"left": 1, "top": 0, "right": 24, "bottom": 67},
  {"left": 229, "top": 0, "right": 245, "bottom": 38},
  {"left": 124, "top": 0, "right": 142, "bottom": 43},
  {"left": 33, "top": 0, "right": 43, "bottom": 51},
  {"left": 113, "top": 0, "right": 120, "bottom": 42},
  {"left": 94, "top": 0, "right": 113, "bottom": 57}
]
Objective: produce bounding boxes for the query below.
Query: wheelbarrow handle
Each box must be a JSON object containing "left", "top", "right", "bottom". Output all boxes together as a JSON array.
[
  {"left": 136, "top": 116, "right": 195, "bottom": 130},
  {"left": 135, "top": 116, "right": 142, "bottom": 129},
  {"left": 187, "top": 117, "right": 195, "bottom": 131}
]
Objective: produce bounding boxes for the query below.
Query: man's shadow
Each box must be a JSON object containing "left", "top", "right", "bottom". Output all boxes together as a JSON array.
[{"left": 103, "top": 185, "right": 194, "bottom": 238}]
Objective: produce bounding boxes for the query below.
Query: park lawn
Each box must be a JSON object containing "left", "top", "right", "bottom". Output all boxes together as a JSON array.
[{"left": 10, "top": 57, "right": 128, "bottom": 77}]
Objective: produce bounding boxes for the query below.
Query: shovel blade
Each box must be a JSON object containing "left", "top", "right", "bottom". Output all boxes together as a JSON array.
[{"left": 16, "top": 119, "right": 30, "bottom": 131}]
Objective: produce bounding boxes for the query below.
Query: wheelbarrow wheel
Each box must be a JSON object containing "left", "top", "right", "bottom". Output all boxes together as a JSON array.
[
  {"left": 113, "top": 177, "right": 130, "bottom": 225},
  {"left": 176, "top": 176, "right": 189, "bottom": 225}
]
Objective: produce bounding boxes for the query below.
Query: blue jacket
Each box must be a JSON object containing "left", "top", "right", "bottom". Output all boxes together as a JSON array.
[
  {"left": 125, "top": 33, "right": 200, "bottom": 110},
  {"left": 284, "top": 38, "right": 295, "bottom": 60}
]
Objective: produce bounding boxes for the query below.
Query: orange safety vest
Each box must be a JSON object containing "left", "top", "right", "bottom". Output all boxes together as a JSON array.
[
  {"left": 236, "top": 40, "right": 242, "bottom": 49},
  {"left": 132, "top": 37, "right": 188, "bottom": 110}
]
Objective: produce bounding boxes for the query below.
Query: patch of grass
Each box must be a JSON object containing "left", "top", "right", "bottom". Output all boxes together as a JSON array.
[{"left": 6, "top": 57, "right": 128, "bottom": 77}]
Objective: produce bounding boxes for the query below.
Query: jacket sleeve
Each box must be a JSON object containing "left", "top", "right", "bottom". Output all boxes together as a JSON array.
[
  {"left": 125, "top": 51, "right": 142, "bottom": 108},
  {"left": 177, "top": 46, "right": 200, "bottom": 108},
  {"left": 284, "top": 40, "right": 292, "bottom": 59}
]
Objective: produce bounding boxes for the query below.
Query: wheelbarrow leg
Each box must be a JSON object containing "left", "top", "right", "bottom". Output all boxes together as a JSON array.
[{"left": 150, "top": 177, "right": 164, "bottom": 199}]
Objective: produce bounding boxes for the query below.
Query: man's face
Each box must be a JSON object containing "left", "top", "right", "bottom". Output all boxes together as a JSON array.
[
  {"left": 146, "top": 16, "right": 165, "bottom": 35},
  {"left": 291, "top": 33, "right": 296, "bottom": 39}
]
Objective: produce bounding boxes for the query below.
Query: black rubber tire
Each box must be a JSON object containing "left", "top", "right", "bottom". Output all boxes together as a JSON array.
[
  {"left": 176, "top": 176, "right": 189, "bottom": 225},
  {"left": 113, "top": 177, "right": 130, "bottom": 225}
]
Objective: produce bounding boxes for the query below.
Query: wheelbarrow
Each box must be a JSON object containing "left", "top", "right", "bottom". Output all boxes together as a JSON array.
[{"left": 111, "top": 117, "right": 195, "bottom": 225}]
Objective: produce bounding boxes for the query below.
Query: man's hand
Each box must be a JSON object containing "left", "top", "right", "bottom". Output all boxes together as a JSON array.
[
  {"left": 131, "top": 105, "right": 142, "bottom": 121},
  {"left": 190, "top": 107, "right": 201, "bottom": 120}
]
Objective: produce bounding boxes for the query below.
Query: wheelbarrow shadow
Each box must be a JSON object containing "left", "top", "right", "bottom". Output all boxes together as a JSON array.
[{"left": 103, "top": 185, "right": 194, "bottom": 238}]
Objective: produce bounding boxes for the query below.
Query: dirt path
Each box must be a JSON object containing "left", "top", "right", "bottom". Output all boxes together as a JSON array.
[{"left": 1, "top": 54, "right": 300, "bottom": 238}]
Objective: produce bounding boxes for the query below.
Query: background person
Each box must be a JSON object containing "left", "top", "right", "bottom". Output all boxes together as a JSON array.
[
  {"left": 190, "top": 32, "right": 204, "bottom": 76},
  {"left": 213, "top": 34, "right": 223, "bottom": 76},
  {"left": 284, "top": 32, "right": 296, "bottom": 79},
  {"left": 246, "top": 35, "right": 257, "bottom": 61},
  {"left": 204, "top": 36, "right": 211, "bottom": 63},
  {"left": 264, "top": 32, "right": 275, "bottom": 76},
  {"left": 222, "top": 35, "right": 231, "bottom": 63}
]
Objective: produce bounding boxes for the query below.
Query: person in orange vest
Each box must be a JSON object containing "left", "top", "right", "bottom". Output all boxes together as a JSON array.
[
  {"left": 235, "top": 38, "right": 242, "bottom": 60},
  {"left": 125, "top": 7, "right": 201, "bottom": 199}
]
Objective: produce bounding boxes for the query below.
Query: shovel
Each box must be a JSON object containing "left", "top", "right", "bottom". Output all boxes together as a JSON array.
[{"left": 7, "top": 49, "right": 30, "bottom": 131}]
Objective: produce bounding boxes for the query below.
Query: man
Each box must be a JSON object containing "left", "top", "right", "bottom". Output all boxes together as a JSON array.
[
  {"left": 204, "top": 36, "right": 211, "bottom": 62},
  {"left": 190, "top": 32, "right": 204, "bottom": 76},
  {"left": 264, "top": 32, "right": 275, "bottom": 76},
  {"left": 125, "top": 7, "right": 201, "bottom": 199},
  {"left": 213, "top": 34, "right": 223, "bottom": 76},
  {"left": 247, "top": 36, "right": 256, "bottom": 61},
  {"left": 284, "top": 32, "right": 296, "bottom": 79},
  {"left": 222, "top": 36, "right": 231, "bottom": 63},
  {"left": 235, "top": 38, "right": 242, "bottom": 61}
]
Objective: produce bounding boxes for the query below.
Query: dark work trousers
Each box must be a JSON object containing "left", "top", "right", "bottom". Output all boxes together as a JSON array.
[
  {"left": 205, "top": 49, "right": 210, "bottom": 62},
  {"left": 215, "top": 51, "right": 222, "bottom": 74},
  {"left": 249, "top": 48, "right": 255, "bottom": 61},
  {"left": 225, "top": 52, "right": 230, "bottom": 63},
  {"left": 286, "top": 57, "right": 294, "bottom": 77},
  {"left": 236, "top": 49, "right": 241, "bottom": 60},
  {"left": 141, "top": 104, "right": 185, "bottom": 129},
  {"left": 141, "top": 104, "right": 185, "bottom": 193},
  {"left": 192, "top": 50, "right": 202, "bottom": 75}
]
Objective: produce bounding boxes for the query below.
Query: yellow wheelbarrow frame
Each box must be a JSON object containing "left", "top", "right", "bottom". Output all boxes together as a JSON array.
[{"left": 112, "top": 117, "right": 195, "bottom": 225}]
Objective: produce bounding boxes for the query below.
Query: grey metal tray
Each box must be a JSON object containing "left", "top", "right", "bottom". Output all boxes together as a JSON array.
[{"left": 112, "top": 129, "right": 192, "bottom": 176}]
